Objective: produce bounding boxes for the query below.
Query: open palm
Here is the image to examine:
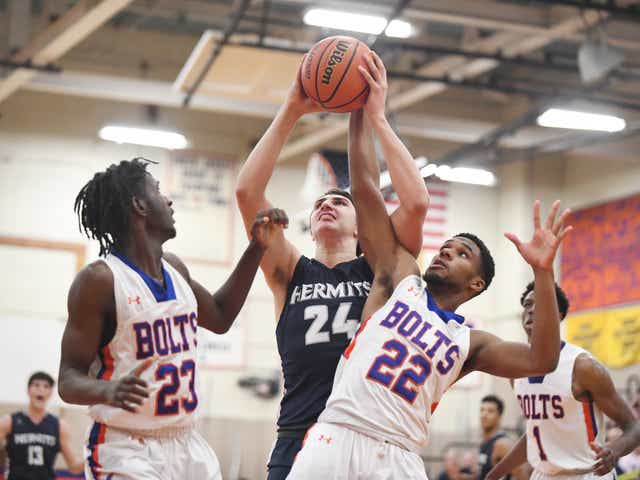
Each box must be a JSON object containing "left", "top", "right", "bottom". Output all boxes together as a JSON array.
[{"left": 505, "top": 200, "right": 573, "bottom": 270}]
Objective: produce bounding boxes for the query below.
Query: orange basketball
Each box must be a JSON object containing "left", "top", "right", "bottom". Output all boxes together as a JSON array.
[{"left": 300, "top": 36, "right": 371, "bottom": 113}]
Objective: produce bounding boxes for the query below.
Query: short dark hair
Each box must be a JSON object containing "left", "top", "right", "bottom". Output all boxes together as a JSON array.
[
  {"left": 320, "top": 188, "right": 354, "bottom": 205},
  {"left": 520, "top": 281, "right": 570, "bottom": 320},
  {"left": 481, "top": 394, "right": 504, "bottom": 415},
  {"left": 455, "top": 233, "right": 495, "bottom": 291},
  {"left": 74, "top": 158, "right": 154, "bottom": 256},
  {"left": 28, "top": 372, "right": 54, "bottom": 388}
]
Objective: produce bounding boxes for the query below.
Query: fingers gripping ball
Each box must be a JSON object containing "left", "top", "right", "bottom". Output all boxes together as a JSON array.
[{"left": 301, "top": 36, "right": 371, "bottom": 113}]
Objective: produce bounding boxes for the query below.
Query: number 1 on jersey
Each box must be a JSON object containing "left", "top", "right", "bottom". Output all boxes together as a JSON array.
[{"left": 532, "top": 425, "right": 547, "bottom": 461}]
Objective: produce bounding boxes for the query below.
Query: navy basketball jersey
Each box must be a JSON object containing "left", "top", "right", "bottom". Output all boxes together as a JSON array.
[
  {"left": 5, "top": 412, "right": 60, "bottom": 480},
  {"left": 276, "top": 255, "right": 373, "bottom": 430},
  {"left": 478, "top": 432, "right": 511, "bottom": 480}
]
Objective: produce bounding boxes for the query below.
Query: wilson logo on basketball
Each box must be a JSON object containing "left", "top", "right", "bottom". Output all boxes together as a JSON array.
[{"left": 321, "top": 40, "right": 351, "bottom": 85}]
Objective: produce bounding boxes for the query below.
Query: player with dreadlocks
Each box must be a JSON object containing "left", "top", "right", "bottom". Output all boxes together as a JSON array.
[{"left": 59, "top": 157, "right": 288, "bottom": 480}]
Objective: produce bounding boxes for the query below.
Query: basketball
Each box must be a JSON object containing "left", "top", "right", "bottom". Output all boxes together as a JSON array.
[{"left": 301, "top": 36, "right": 371, "bottom": 113}]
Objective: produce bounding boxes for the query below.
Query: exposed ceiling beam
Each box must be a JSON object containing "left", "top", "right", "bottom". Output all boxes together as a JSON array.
[
  {"left": 19, "top": 68, "right": 555, "bottom": 146},
  {"left": 277, "top": 10, "right": 604, "bottom": 162},
  {"left": 24, "top": 70, "right": 280, "bottom": 119},
  {"left": 0, "top": 0, "right": 136, "bottom": 105}
]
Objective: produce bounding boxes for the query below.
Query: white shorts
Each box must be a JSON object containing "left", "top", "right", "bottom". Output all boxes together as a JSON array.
[
  {"left": 531, "top": 469, "right": 616, "bottom": 480},
  {"left": 84, "top": 422, "right": 222, "bottom": 480},
  {"left": 287, "top": 422, "right": 427, "bottom": 480}
]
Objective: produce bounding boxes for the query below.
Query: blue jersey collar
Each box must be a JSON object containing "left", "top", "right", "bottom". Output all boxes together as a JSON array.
[
  {"left": 426, "top": 288, "right": 465, "bottom": 325},
  {"left": 112, "top": 251, "right": 176, "bottom": 303}
]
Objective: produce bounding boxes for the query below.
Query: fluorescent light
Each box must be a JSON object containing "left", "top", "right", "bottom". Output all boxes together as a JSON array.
[
  {"left": 379, "top": 156, "right": 428, "bottom": 189},
  {"left": 385, "top": 19, "right": 413, "bottom": 38},
  {"left": 537, "top": 108, "right": 626, "bottom": 133},
  {"left": 98, "top": 126, "right": 188, "bottom": 150},
  {"left": 420, "top": 163, "right": 496, "bottom": 187},
  {"left": 303, "top": 8, "right": 387, "bottom": 34}
]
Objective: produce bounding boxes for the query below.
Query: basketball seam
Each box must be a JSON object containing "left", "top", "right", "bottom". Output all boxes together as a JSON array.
[
  {"left": 325, "top": 85, "right": 369, "bottom": 111},
  {"left": 319, "top": 40, "right": 362, "bottom": 105},
  {"left": 314, "top": 39, "right": 338, "bottom": 103}
]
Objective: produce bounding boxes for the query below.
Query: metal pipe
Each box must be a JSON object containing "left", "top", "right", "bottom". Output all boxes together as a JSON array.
[{"left": 182, "top": 0, "right": 253, "bottom": 107}]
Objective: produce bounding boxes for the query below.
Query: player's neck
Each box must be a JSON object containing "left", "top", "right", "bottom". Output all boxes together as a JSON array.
[
  {"left": 116, "top": 234, "right": 164, "bottom": 281},
  {"left": 314, "top": 238, "right": 356, "bottom": 268},
  {"left": 427, "top": 284, "right": 465, "bottom": 312},
  {"left": 482, "top": 425, "right": 501, "bottom": 442},
  {"left": 26, "top": 405, "right": 46, "bottom": 423}
]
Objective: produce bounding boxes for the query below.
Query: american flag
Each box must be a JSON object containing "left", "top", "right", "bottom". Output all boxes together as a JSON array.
[{"left": 384, "top": 178, "right": 449, "bottom": 256}]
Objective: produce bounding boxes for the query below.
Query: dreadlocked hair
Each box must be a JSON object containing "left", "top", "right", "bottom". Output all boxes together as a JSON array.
[{"left": 74, "top": 157, "right": 155, "bottom": 257}]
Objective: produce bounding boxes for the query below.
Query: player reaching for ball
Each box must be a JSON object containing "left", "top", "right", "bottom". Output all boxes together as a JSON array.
[
  {"left": 235, "top": 47, "right": 429, "bottom": 480},
  {"left": 288, "top": 56, "right": 573, "bottom": 478}
]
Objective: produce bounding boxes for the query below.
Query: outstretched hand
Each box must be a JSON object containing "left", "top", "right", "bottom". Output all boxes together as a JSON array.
[
  {"left": 504, "top": 200, "right": 573, "bottom": 271},
  {"left": 251, "top": 208, "right": 289, "bottom": 249},
  {"left": 357, "top": 51, "right": 388, "bottom": 120},
  {"left": 284, "top": 56, "right": 324, "bottom": 117}
]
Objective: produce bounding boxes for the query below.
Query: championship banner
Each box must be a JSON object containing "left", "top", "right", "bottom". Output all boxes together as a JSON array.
[{"left": 565, "top": 304, "right": 640, "bottom": 368}]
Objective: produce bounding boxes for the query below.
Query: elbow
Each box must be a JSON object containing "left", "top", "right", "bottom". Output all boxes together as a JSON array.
[
  {"left": 235, "top": 185, "right": 250, "bottom": 207},
  {"left": 58, "top": 380, "right": 71, "bottom": 403},
  {"left": 409, "top": 194, "right": 429, "bottom": 221}
]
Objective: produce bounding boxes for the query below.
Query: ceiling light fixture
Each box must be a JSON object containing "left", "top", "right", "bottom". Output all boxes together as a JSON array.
[
  {"left": 537, "top": 108, "right": 626, "bottom": 133},
  {"left": 303, "top": 8, "right": 413, "bottom": 38},
  {"left": 98, "top": 125, "right": 188, "bottom": 150},
  {"left": 385, "top": 19, "right": 413, "bottom": 38},
  {"left": 420, "top": 163, "right": 497, "bottom": 187}
]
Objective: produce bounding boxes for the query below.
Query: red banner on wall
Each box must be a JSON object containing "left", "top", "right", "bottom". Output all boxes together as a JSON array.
[{"left": 561, "top": 193, "right": 640, "bottom": 313}]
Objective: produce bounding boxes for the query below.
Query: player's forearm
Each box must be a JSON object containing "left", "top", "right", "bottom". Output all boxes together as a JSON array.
[
  {"left": 529, "top": 268, "right": 561, "bottom": 373},
  {"left": 235, "top": 106, "right": 300, "bottom": 212},
  {"left": 610, "top": 419, "right": 640, "bottom": 459},
  {"left": 368, "top": 114, "right": 429, "bottom": 218},
  {"left": 58, "top": 366, "right": 111, "bottom": 405},
  {"left": 207, "top": 239, "right": 267, "bottom": 334},
  {"left": 489, "top": 434, "right": 528, "bottom": 479}
]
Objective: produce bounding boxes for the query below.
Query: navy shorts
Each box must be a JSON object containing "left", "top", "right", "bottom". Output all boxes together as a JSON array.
[{"left": 266, "top": 436, "right": 304, "bottom": 480}]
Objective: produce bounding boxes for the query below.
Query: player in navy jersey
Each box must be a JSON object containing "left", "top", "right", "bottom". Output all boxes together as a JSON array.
[
  {"left": 235, "top": 53, "right": 429, "bottom": 479},
  {"left": 58, "top": 158, "right": 288, "bottom": 479},
  {"left": 0, "top": 372, "right": 83, "bottom": 480},
  {"left": 486, "top": 282, "right": 640, "bottom": 480}
]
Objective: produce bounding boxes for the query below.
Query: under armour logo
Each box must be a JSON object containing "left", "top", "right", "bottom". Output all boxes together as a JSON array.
[
  {"left": 318, "top": 434, "right": 332, "bottom": 444},
  {"left": 128, "top": 296, "right": 141, "bottom": 304}
]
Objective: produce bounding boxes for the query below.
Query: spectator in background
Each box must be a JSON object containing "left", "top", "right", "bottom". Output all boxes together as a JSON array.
[
  {"left": 477, "top": 395, "right": 515, "bottom": 480},
  {"left": 438, "top": 448, "right": 461, "bottom": 480},
  {"left": 460, "top": 449, "right": 479, "bottom": 479}
]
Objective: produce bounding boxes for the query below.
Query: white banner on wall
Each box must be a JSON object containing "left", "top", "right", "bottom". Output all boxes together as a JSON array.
[{"left": 197, "top": 316, "right": 246, "bottom": 369}]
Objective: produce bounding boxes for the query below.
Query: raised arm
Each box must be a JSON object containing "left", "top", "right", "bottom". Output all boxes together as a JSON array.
[
  {"left": 573, "top": 355, "right": 640, "bottom": 475},
  {"left": 463, "top": 201, "right": 573, "bottom": 378},
  {"left": 165, "top": 208, "right": 288, "bottom": 334},
  {"left": 235, "top": 64, "right": 320, "bottom": 298},
  {"left": 348, "top": 110, "right": 419, "bottom": 318},
  {"left": 358, "top": 52, "right": 429, "bottom": 257}
]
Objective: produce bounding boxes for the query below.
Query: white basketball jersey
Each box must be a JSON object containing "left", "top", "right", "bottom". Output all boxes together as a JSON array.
[
  {"left": 88, "top": 252, "right": 199, "bottom": 431},
  {"left": 514, "top": 342, "right": 605, "bottom": 475},
  {"left": 319, "top": 275, "right": 471, "bottom": 454}
]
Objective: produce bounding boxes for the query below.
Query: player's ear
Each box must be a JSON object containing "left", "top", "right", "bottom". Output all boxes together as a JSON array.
[
  {"left": 132, "top": 195, "right": 148, "bottom": 216},
  {"left": 469, "top": 275, "right": 485, "bottom": 295}
]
